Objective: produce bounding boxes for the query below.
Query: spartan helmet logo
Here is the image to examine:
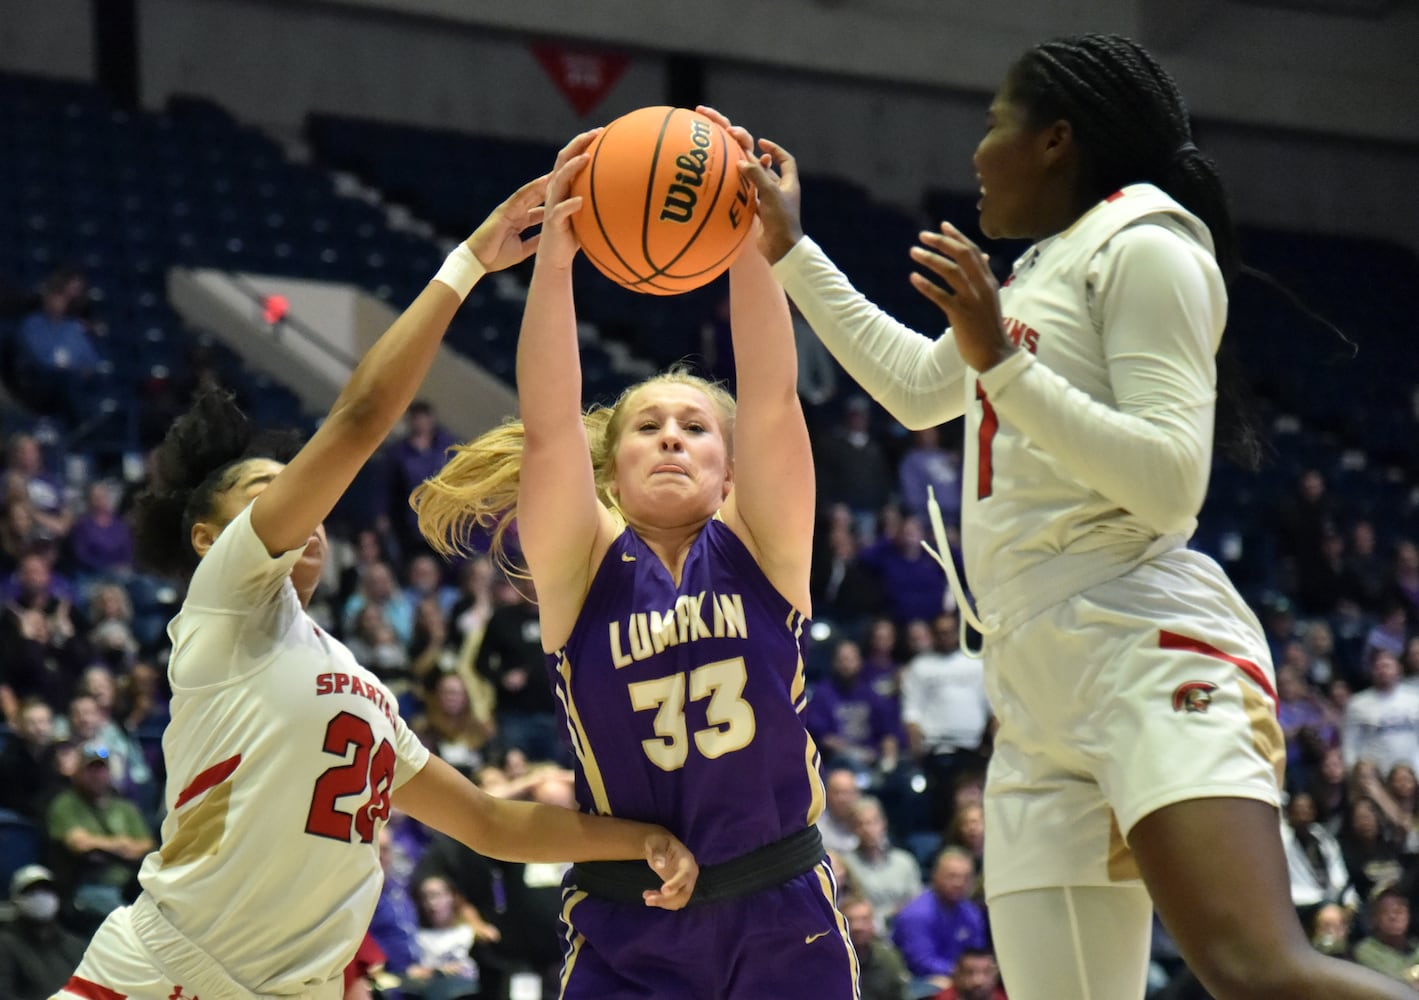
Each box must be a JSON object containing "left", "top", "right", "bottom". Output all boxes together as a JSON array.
[{"left": 1172, "top": 681, "right": 1218, "bottom": 714}]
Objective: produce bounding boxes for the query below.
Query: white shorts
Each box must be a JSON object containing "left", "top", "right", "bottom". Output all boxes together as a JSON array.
[
  {"left": 55, "top": 894, "right": 342, "bottom": 1000},
  {"left": 981, "top": 548, "right": 1284, "bottom": 902}
]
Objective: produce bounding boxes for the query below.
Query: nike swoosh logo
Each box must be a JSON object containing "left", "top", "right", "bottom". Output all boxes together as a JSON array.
[
  {"left": 804, "top": 930, "right": 832, "bottom": 945},
  {"left": 621, "top": 553, "right": 636, "bottom": 562}
]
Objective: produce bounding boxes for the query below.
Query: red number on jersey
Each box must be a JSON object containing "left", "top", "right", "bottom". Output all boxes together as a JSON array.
[
  {"left": 976, "top": 384, "right": 999, "bottom": 500},
  {"left": 305, "top": 711, "right": 396, "bottom": 844}
]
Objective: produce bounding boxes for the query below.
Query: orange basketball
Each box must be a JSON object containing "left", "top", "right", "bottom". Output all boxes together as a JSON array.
[{"left": 571, "top": 106, "right": 757, "bottom": 295}]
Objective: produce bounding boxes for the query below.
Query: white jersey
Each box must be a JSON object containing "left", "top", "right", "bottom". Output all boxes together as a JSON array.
[
  {"left": 776, "top": 185, "right": 1226, "bottom": 629},
  {"left": 137, "top": 502, "right": 430, "bottom": 995}
]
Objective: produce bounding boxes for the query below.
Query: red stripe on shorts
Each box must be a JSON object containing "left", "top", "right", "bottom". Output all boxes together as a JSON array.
[
  {"left": 62, "top": 976, "right": 128, "bottom": 1000},
  {"left": 1159, "top": 629, "right": 1277, "bottom": 704},
  {"left": 174, "top": 752, "right": 242, "bottom": 809}
]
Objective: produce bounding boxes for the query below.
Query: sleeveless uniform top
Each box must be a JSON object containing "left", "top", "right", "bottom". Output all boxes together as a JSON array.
[{"left": 549, "top": 519, "right": 824, "bottom": 866}]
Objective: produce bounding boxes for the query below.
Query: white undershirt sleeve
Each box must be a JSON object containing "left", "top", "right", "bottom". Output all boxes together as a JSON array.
[
  {"left": 977, "top": 225, "right": 1222, "bottom": 534},
  {"left": 773, "top": 237, "right": 968, "bottom": 429}
]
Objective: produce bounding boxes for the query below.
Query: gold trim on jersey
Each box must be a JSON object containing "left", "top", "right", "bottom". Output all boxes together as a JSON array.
[
  {"left": 814, "top": 863, "right": 860, "bottom": 988},
  {"left": 554, "top": 651, "right": 613, "bottom": 815},
  {"left": 1240, "top": 679, "right": 1287, "bottom": 790},
  {"left": 159, "top": 780, "right": 234, "bottom": 866},
  {"left": 558, "top": 889, "right": 589, "bottom": 998}
]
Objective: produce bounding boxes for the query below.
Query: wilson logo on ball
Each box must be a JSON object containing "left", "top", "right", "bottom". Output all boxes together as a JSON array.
[{"left": 572, "top": 106, "right": 758, "bottom": 296}]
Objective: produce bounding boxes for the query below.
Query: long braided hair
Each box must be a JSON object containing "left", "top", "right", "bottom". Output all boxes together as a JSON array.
[{"left": 1005, "top": 34, "right": 1263, "bottom": 468}]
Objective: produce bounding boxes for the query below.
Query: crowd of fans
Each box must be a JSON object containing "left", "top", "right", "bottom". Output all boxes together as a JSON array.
[{"left": 0, "top": 253, "right": 1417, "bottom": 1000}]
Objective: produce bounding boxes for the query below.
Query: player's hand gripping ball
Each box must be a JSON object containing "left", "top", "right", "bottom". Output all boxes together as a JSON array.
[{"left": 570, "top": 106, "right": 758, "bottom": 295}]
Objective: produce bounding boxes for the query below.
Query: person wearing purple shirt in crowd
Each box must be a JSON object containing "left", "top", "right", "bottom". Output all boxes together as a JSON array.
[
  {"left": 858, "top": 515, "right": 950, "bottom": 626},
  {"left": 892, "top": 848, "right": 990, "bottom": 994},
  {"left": 1277, "top": 664, "right": 1338, "bottom": 787},
  {"left": 68, "top": 482, "right": 134, "bottom": 578},
  {"left": 5, "top": 549, "right": 78, "bottom": 608},
  {"left": 386, "top": 401, "right": 457, "bottom": 558},
  {"left": 897, "top": 426, "right": 962, "bottom": 527},
  {"left": 807, "top": 638, "right": 902, "bottom": 774}
]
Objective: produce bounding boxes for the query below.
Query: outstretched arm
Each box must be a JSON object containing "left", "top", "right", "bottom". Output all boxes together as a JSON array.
[
  {"left": 740, "top": 136, "right": 969, "bottom": 429},
  {"left": 250, "top": 177, "right": 548, "bottom": 555},
  {"left": 698, "top": 109, "right": 814, "bottom": 612},
  {"left": 395, "top": 754, "right": 697, "bottom": 909},
  {"left": 514, "top": 131, "right": 620, "bottom": 651}
]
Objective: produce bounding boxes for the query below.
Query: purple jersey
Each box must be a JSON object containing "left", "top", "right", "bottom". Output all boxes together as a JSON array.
[{"left": 550, "top": 519, "right": 825, "bottom": 866}]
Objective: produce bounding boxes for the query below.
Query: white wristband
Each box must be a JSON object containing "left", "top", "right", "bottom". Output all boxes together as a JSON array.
[{"left": 433, "top": 243, "right": 486, "bottom": 302}]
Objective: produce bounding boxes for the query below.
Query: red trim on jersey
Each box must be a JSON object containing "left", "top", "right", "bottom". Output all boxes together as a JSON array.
[
  {"left": 174, "top": 753, "right": 242, "bottom": 809},
  {"left": 1159, "top": 630, "right": 1277, "bottom": 704},
  {"left": 63, "top": 976, "right": 128, "bottom": 1000},
  {"left": 1106, "top": 190, "right": 1126, "bottom": 202}
]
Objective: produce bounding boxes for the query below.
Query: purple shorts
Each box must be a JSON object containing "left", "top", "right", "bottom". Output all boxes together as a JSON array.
[{"left": 557, "top": 860, "right": 860, "bottom": 999}]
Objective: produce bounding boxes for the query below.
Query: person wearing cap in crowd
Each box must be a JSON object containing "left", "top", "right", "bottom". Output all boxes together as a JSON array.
[
  {"left": 0, "top": 864, "right": 89, "bottom": 1000},
  {"left": 1353, "top": 883, "right": 1419, "bottom": 986},
  {"left": 44, "top": 745, "right": 154, "bottom": 925}
]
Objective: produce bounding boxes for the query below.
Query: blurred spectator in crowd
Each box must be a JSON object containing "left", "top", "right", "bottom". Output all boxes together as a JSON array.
[
  {"left": 85, "top": 581, "right": 140, "bottom": 669},
  {"left": 1365, "top": 605, "right": 1412, "bottom": 670},
  {"left": 1310, "top": 901, "right": 1354, "bottom": 959},
  {"left": 891, "top": 848, "right": 988, "bottom": 994},
  {"left": 0, "top": 490, "right": 43, "bottom": 575},
  {"left": 405, "top": 554, "right": 459, "bottom": 618},
  {"left": 0, "top": 697, "right": 67, "bottom": 819},
  {"left": 386, "top": 400, "right": 457, "bottom": 559},
  {"left": 1298, "top": 526, "right": 1350, "bottom": 617},
  {"left": 1402, "top": 637, "right": 1419, "bottom": 690},
  {"left": 67, "top": 481, "right": 134, "bottom": 579},
  {"left": 2, "top": 434, "right": 70, "bottom": 543},
  {"left": 859, "top": 516, "right": 949, "bottom": 627},
  {"left": 0, "top": 864, "right": 88, "bottom": 1000},
  {"left": 447, "top": 554, "right": 496, "bottom": 655},
  {"left": 477, "top": 747, "right": 576, "bottom": 805},
  {"left": 60, "top": 668, "right": 153, "bottom": 802},
  {"left": 933, "top": 948, "right": 1008, "bottom": 1000},
  {"left": 12, "top": 272, "right": 103, "bottom": 422},
  {"left": 477, "top": 577, "right": 559, "bottom": 764},
  {"left": 412, "top": 671, "right": 496, "bottom": 778},
  {"left": 1307, "top": 745, "right": 1352, "bottom": 835},
  {"left": 368, "top": 826, "right": 431, "bottom": 1000},
  {"left": 1343, "top": 520, "right": 1390, "bottom": 615},
  {"left": 790, "top": 299, "right": 838, "bottom": 411},
  {"left": 413, "top": 833, "right": 567, "bottom": 1000},
  {"left": 862, "top": 616, "right": 905, "bottom": 701},
  {"left": 45, "top": 745, "right": 153, "bottom": 923},
  {"left": 815, "top": 397, "right": 893, "bottom": 533},
  {"left": 412, "top": 874, "right": 484, "bottom": 999},
  {"left": 1343, "top": 651, "right": 1419, "bottom": 774},
  {"left": 346, "top": 603, "right": 413, "bottom": 695},
  {"left": 1278, "top": 664, "right": 1339, "bottom": 790},
  {"left": 0, "top": 555, "right": 89, "bottom": 710},
  {"left": 335, "top": 526, "right": 395, "bottom": 609},
  {"left": 1339, "top": 794, "right": 1406, "bottom": 905},
  {"left": 807, "top": 638, "right": 901, "bottom": 777},
  {"left": 1389, "top": 540, "right": 1419, "bottom": 625},
  {"left": 897, "top": 426, "right": 961, "bottom": 527},
  {"left": 1353, "top": 884, "right": 1419, "bottom": 986},
  {"left": 841, "top": 893, "right": 910, "bottom": 1000},
  {"left": 408, "top": 597, "right": 456, "bottom": 697},
  {"left": 1303, "top": 619, "right": 1342, "bottom": 689},
  {"left": 811, "top": 510, "right": 887, "bottom": 627},
  {"left": 901, "top": 612, "right": 991, "bottom": 829},
  {"left": 819, "top": 765, "right": 863, "bottom": 855},
  {"left": 942, "top": 802, "right": 986, "bottom": 889},
  {"left": 1281, "top": 790, "right": 1357, "bottom": 918},
  {"left": 1275, "top": 468, "right": 1339, "bottom": 596},
  {"left": 342, "top": 560, "right": 415, "bottom": 646},
  {"left": 841, "top": 796, "right": 923, "bottom": 929}
]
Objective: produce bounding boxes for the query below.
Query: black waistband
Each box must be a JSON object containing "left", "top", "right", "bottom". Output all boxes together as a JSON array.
[{"left": 570, "top": 825, "right": 824, "bottom": 907}]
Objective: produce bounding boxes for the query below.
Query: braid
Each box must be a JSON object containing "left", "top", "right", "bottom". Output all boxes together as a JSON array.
[{"left": 1007, "top": 34, "right": 1260, "bottom": 469}]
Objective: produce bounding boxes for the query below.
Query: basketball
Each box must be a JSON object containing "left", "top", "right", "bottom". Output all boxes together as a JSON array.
[{"left": 571, "top": 106, "right": 757, "bottom": 295}]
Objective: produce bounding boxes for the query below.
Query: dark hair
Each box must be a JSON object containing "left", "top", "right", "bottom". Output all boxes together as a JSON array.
[
  {"left": 1005, "top": 34, "right": 1263, "bottom": 470},
  {"left": 131, "top": 388, "right": 302, "bottom": 578}
]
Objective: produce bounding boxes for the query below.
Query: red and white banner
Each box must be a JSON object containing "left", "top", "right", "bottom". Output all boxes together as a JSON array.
[{"left": 531, "top": 42, "right": 629, "bottom": 117}]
